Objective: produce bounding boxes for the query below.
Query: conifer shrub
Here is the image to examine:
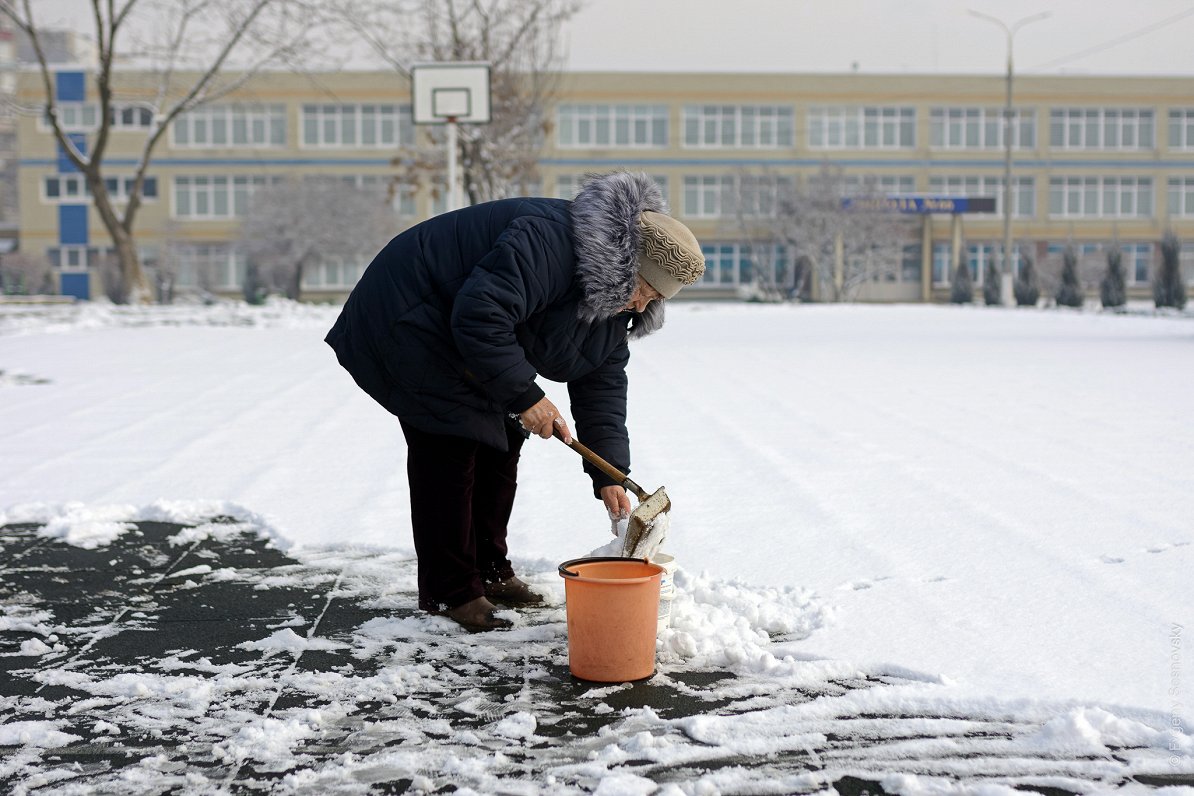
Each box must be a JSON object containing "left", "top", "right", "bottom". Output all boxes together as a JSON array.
[
  {"left": 1154, "top": 232, "right": 1188, "bottom": 310},
  {"left": 983, "top": 254, "right": 1001, "bottom": 306},
  {"left": 1014, "top": 249, "right": 1040, "bottom": 307},
  {"left": 1100, "top": 245, "right": 1126, "bottom": 309},
  {"left": 1055, "top": 245, "right": 1085, "bottom": 308},
  {"left": 951, "top": 257, "right": 973, "bottom": 304}
]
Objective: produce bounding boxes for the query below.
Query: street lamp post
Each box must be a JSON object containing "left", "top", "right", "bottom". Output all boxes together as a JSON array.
[{"left": 969, "top": 10, "right": 1050, "bottom": 306}]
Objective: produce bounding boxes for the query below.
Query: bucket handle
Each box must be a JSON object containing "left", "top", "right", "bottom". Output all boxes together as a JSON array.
[{"left": 558, "top": 556, "right": 649, "bottom": 578}]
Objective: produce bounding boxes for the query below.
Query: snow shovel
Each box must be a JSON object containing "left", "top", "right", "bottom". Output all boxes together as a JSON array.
[{"left": 553, "top": 427, "right": 670, "bottom": 558}]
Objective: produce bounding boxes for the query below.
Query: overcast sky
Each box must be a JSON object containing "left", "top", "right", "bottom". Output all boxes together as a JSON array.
[
  {"left": 22, "top": 0, "right": 1194, "bottom": 77},
  {"left": 563, "top": 0, "right": 1194, "bottom": 75}
]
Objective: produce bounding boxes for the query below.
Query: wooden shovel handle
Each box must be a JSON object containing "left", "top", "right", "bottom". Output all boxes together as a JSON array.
[{"left": 552, "top": 426, "right": 648, "bottom": 501}]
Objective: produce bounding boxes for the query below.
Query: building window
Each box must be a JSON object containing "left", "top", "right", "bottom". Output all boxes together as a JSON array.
[
  {"left": 808, "top": 106, "right": 915, "bottom": 149},
  {"left": 302, "top": 255, "right": 369, "bottom": 291},
  {"left": 47, "top": 245, "right": 114, "bottom": 272},
  {"left": 683, "top": 174, "right": 791, "bottom": 219},
  {"left": 684, "top": 175, "right": 731, "bottom": 218},
  {"left": 1181, "top": 243, "right": 1194, "bottom": 285},
  {"left": 1045, "top": 242, "right": 1154, "bottom": 286},
  {"left": 682, "top": 105, "right": 793, "bottom": 148},
  {"left": 42, "top": 102, "right": 98, "bottom": 132},
  {"left": 1049, "top": 108, "right": 1155, "bottom": 150},
  {"left": 1168, "top": 177, "right": 1194, "bottom": 216},
  {"left": 933, "top": 243, "right": 1022, "bottom": 286},
  {"left": 699, "top": 242, "right": 793, "bottom": 288},
  {"left": 173, "top": 104, "right": 286, "bottom": 147},
  {"left": 929, "top": 107, "right": 1034, "bottom": 149},
  {"left": 301, "top": 174, "right": 418, "bottom": 216},
  {"left": 360, "top": 175, "right": 417, "bottom": 216},
  {"left": 901, "top": 244, "right": 923, "bottom": 283},
  {"left": 301, "top": 104, "right": 413, "bottom": 148},
  {"left": 932, "top": 242, "right": 952, "bottom": 285},
  {"left": 42, "top": 102, "right": 155, "bottom": 132},
  {"left": 43, "top": 175, "right": 157, "bottom": 203},
  {"left": 103, "top": 176, "right": 157, "bottom": 201},
  {"left": 1168, "top": 109, "right": 1194, "bottom": 149},
  {"left": 1048, "top": 176, "right": 1153, "bottom": 218},
  {"left": 167, "top": 243, "right": 246, "bottom": 289},
  {"left": 173, "top": 175, "right": 282, "bottom": 219},
  {"left": 43, "top": 174, "right": 86, "bottom": 200},
  {"left": 929, "top": 176, "right": 1035, "bottom": 218},
  {"left": 111, "top": 105, "right": 154, "bottom": 130},
  {"left": 843, "top": 174, "right": 917, "bottom": 195},
  {"left": 556, "top": 104, "right": 668, "bottom": 148},
  {"left": 966, "top": 243, "right": 1001, "bottom": 285},
  {"left": 1123, "top": 242, "right": 1153, "bottom": 284}
]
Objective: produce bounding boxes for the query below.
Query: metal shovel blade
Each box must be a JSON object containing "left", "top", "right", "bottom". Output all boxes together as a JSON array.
[{"left": 620, "top": 487, "right": 671, "bottom": 558}]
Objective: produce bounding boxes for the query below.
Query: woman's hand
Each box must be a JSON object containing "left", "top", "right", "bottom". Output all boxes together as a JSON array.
[
  {"left": 518, "top": 396, "right": 571, "bottom": 442},
  {"left": 600, "top": 485, "right": 632, "bottom": 519}
]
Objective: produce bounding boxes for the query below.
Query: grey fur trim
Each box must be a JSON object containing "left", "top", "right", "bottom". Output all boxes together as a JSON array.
[{"left": 570, "top": 171, "right": 667, "bottom": 339}]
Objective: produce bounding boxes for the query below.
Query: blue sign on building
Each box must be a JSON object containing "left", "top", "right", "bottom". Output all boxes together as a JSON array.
[{"left": 841, "top": 195, "right": 997, "bottom": 214}]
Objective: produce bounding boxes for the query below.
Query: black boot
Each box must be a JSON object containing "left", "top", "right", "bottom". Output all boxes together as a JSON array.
[
  {"left": 484, "top": 576, "right": 545, "bottom": 607},
  {"left": 434, "top": 596, "right": 513, "bottom": 632}
]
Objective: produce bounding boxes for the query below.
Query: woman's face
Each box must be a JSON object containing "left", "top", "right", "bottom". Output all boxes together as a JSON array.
[{"left": 624, "top": 276, "right": 663, "bottom": 313}]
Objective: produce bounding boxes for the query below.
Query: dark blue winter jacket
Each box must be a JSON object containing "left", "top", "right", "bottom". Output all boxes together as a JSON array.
[{"left": 325, "top": 172, "right": 669, "bottom": 492}]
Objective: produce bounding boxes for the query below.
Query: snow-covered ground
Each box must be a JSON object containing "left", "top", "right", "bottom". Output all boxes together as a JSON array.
[{"left": 1, "top": 298, "right": 1192, "bottom": 791}]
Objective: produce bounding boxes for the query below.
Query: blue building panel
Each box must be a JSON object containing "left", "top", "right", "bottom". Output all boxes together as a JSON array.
[
  {"left": 59, "top": 205, "right": 89, "bottom": 245},
  {"left": 55, "top": 71, "right": 86, "bottom": 102},
  {"left": 60, "top": 272, "right": 90, "bottom": 301}
]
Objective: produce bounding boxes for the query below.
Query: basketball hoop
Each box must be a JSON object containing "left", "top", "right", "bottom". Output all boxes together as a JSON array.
[{"left": 411, "top": 63, "right": 492, "bottom": 213}]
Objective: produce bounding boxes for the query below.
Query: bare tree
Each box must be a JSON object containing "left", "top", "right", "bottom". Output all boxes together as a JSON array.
[
  {"left": 722, "top": 170, "right": 797, "bottom": 301},
  {"left": 0, "top": 250, "right": 53, "bottom": 295},
  {"left": 341, "top": 0, "right": 580, "bottom": 205},
  {"left": 238, "top": 177, "right": 392, "bottom": 301},
  {"left": 2, "top": 0, "right": 333, "bottom": 303},
  {"left": 761, "top": 167, "right": 913, "bottom": 302}
]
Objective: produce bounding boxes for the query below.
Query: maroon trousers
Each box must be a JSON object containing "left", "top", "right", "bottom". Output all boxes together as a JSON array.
[{"left": 399, "top": 420, "right": 525, "bottom": 612}]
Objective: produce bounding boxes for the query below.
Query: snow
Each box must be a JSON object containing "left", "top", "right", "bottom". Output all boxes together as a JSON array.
[
  {"left": 236, "top": 627, "right": 350, "bottom": 656},
  {"left": 2, "top": 298, "right": 1193, "bottom": 791}
]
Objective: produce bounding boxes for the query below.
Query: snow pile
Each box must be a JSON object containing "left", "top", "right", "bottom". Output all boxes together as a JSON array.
[
  {"left": 0, "top": 722, "right": 81, "bottom": 749},
  {"left": 0, "top": 500, "right": 291, "bottom": 551},
  {"left": 236, "top": 628, "right": 350, "bottom": 657}
]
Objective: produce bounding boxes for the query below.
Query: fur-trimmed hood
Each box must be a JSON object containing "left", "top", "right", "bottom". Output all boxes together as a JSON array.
[{"left": 570, "top": 172, "right": 667, "bottom": 339}]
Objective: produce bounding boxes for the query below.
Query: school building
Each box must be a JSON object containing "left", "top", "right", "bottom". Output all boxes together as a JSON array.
[{"left": 11, "top": 66, "right": 1194, "bottom": 302}]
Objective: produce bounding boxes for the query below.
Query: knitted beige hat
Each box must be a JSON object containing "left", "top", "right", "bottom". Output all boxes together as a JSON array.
[{"left": 636, "top": 211, "right": 705, "bottom": 299}]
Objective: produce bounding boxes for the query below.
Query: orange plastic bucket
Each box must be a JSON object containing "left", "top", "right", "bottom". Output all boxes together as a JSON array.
[{"left": 558, "top": 556, "right": 664, "bottom": 682}]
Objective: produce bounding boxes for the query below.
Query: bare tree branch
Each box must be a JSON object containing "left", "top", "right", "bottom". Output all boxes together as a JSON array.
[{"left": 10, "top": 0, "right": 338, "bottom": 303}]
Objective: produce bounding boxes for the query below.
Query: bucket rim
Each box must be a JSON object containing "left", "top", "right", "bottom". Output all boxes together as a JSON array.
[{"left": 558, "top": 556, "right": 664, "bottom": 584}]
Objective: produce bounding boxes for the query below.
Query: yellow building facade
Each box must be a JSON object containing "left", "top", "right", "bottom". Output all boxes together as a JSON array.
[{"left": 14, "top": 68, "right": 1194, "bottom": 301}]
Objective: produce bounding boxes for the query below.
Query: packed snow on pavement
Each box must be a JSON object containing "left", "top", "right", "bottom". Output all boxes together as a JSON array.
[{"left": 1, "top": 298, "right": 1191, "bottom": 793}]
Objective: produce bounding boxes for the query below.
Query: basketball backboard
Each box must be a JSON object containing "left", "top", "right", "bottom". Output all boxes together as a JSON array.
[{"left": 410, "top": 62, "right": 491, "bottom": 125}]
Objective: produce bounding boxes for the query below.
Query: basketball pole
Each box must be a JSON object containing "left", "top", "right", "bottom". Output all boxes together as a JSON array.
[{"left": 446, "top": 116, "right": 460, "bottom": 211}]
